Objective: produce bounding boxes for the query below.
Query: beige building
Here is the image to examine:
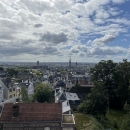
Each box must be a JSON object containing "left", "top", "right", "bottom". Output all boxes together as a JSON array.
[{"left": 0, "top": 78, "right": 19, "bottom": 100}]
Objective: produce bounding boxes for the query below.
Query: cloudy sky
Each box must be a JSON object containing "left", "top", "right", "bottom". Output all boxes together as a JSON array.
[{"left": 0, "top": 0, "right": 130, "bottom": 63}]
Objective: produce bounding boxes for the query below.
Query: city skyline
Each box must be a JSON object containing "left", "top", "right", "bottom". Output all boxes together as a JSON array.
[{"left": 0, "top": 0, "right": 130, "bottom": 62}]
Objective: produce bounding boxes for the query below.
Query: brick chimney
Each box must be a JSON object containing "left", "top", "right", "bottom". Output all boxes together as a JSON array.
[{"left": 12, "top": 104, "right": 19, "bottom": 118}]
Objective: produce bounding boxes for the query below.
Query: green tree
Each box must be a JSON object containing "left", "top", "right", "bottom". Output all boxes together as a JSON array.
[
  {"left": 20, "top": 86, "right": 31, "bottom": 103},
  {"left": 60, "top": 70, "right": 66, "bottom": 75},
  {"left": 34, "top": 84, "right": 52, "bottom": 103},
  {"left": 90, "top": 60, "right": 117, "bottom": 110},
  {"left": 0, "top": 67, "right": 4, "bottom": 71},
  {"left": 90, "top": 59, "right": 130, "bottom": 109},
  {"left": 78, "top": 82, "right": 107, "bottom": 118},
  {"left": 115, "top": 59, "right": 130, "bottom": 107},
  {"left": 6, "top": 68, "right": 18, "bottom": 77}
]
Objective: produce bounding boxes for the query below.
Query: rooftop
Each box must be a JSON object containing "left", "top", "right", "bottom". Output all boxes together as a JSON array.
[
  {"left": 0, "top": 103, "right": 62, "bottom": 122},
  {"left": 66, "top": 92, "right": 80, "bottom": 101}
]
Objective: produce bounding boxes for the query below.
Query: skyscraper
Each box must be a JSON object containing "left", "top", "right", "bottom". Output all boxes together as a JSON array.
[
  {"left": 37, "top": 61, "right": 39, "bottom": 68},
  {"left": 69, "top": 55, "right": 71, "bottom": 69}
]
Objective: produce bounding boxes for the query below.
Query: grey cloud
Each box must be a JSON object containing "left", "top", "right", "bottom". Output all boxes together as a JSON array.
[
  {"left": 0, "top": 33, "right": 14, "bottom": 40},
  {"left": 79, "top": 53, "right": 85, "bottom": 57},
  {"left": 34, "top": 24, "right": 43, "bottom": 28},
  {"left": 20, "top": 39, "right": 33, "bottom": 45},
  {"left": 0, "top": 46, "right": 42, "bottom": 56},
  {"left": 39, "top": 32, "right": 68, "bottom": 44},
  {"left": 71, "top": 49, "right": 79, "bottom": 53},
  {"left": 42, "top": 46, "right": 59, "bottom": 55}
]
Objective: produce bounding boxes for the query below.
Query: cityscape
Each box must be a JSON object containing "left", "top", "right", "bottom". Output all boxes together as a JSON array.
[{"left": 0, "top": 0, "right": 130, "bottom": 130}]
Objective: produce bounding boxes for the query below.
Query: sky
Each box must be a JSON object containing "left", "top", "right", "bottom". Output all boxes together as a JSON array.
[{"left": 0, "top": 0, "right": 130, "bottom": 63}]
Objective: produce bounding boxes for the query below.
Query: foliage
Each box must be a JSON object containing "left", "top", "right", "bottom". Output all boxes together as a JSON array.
[
  {"left": 33, "top": 83, "right": 52, "bottom": 103},
  {"left": 90, "top": 59, "right": 130, "bottom": 109},
  {"left": 6, "top": 68, "right": 18, "bottom": 77},
  {"left": 20, "top": 86, "right": 31, "bottom": 103},
  {"left": 124, "top": 101, "right": 130, "bottom": 114},
  {"left": 119, "top": 102, "right": 130, "bottom": 130},
  {"left": 106, "top": 109, "right": 126, "bottom": 129},
  {"left": 74, "top": 113, "right": 104, "bottom": 130},
  {"left": 119, "top": 114, "right": 130, "bottom": 130},
  {"left": 0, "top": 67, "right": 4, "bottom": 71},
  {"left": 78, "top": 82, "right": 107, "bottom": 118},
  {"left": 75, "top": 78, "right": 81, "bottom": 87},
  {"left": 60, "top": 70, "right": 66, "bottom": 75}
]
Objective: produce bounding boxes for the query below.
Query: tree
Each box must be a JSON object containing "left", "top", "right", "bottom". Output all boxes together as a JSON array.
[
  {"left": 115, "top": 59, "right": 130, "bottom": 107},
  {"left": 20, "top": 86, "right": 31, "bottom": 103},
  {"left": 0, "top": 67, "right": 4, "bottom": 71},
  {"left": 78, "top": 82, "right": 107, "bottom": 118},
  {"left": 90, "top": 60, "right": 118, "bottom": 110},
  {"left": 60, "top": 70, "right": 66, "bottom": 75},
  {"left": 90, "top": 59, "right": 130, "bottom": 109},
  {"left": 6, "top": 68, "right": 18, "bottom": 77},
  {"left": 33, "top": 84, "right": 52, "bottom": 103}
]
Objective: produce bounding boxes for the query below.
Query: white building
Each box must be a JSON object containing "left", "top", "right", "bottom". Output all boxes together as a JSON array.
[{"left": 22, "top": 80, "right": 34, "bottom": 96}]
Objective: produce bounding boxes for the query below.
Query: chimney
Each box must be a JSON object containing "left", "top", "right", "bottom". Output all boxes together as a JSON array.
[{"left": 12, "top": 104, "right": 19, "bottom": 118}]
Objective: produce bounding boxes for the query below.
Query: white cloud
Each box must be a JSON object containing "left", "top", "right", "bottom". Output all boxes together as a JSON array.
[
  {"left": 87, "top": 46, "right": 126, "bottom": 56},
  {"left": 92, "top": 34, "right": 116, "bottom": 46},
  {"left": 0, "top": 0, "right": 129, "bottom": 62}
]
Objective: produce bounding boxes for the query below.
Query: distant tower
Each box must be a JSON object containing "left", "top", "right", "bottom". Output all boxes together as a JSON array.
[
  {"left": 37, "top": 61, "right": 39, "bottom": 68},
  {"left": 69, "top": 55, "right": 71, "bottom": 69},
  {"left": 76, "top": 62, "right": 77, "bottom": 67}
]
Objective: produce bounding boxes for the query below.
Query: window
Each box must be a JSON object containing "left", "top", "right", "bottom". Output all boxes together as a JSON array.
[
  {"left": 14, "top": 94, "right": 15, "bottom": 97},
  {"left": 71, "top": 100, "right": 75, "bottom": 104},
  {"left": 9, "top": 95, "right": 12, "bottom": 98},
  {"left": 13, "top": 88, "right": 15, "bottom": 91},
  {"left": 9, "top": 89, "right": 12, "bottom": 92}
]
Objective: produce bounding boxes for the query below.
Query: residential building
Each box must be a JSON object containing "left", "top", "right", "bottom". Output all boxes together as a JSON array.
[
  {"left": 62, "top": 100, "right": 71, "bottom": 114},
  {"left": 71, "top": 74, "right": 93, "bottom": 86},
  {"left": 0, "top": 103, "right": 75, "bottom": 130},
  {"left": 55, "top": 87, "right": 66, "bottom": 103},
  {"left": 55, "top": 80, "right": 66, "bottom": 90},
  {"left": 21, "top": 80, "right": 34, "bottom": 96},
  {"left": 55, "top": 87, "right": 80, "bottom": 110},
  {"left": 0, "top": 78, "right": 17, "bottom": 100}
]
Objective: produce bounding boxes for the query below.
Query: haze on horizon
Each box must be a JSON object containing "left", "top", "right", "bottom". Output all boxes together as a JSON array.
[{"left": 0, "top": 0, "right": 130, "bottom": 63}]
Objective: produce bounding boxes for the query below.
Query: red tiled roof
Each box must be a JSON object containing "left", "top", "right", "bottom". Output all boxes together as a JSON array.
[{"left": 0, "top": 103, "right": 62, "bottom": 122}]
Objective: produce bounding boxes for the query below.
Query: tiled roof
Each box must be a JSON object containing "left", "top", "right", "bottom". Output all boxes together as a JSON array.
[{"left": 0, "top": 103, "right": 62, "bottom": 122}]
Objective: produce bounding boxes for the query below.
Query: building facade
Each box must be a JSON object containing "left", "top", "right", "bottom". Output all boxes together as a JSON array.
[{"left": 0, "top": 103, "right": 75, "bottom": 130}]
